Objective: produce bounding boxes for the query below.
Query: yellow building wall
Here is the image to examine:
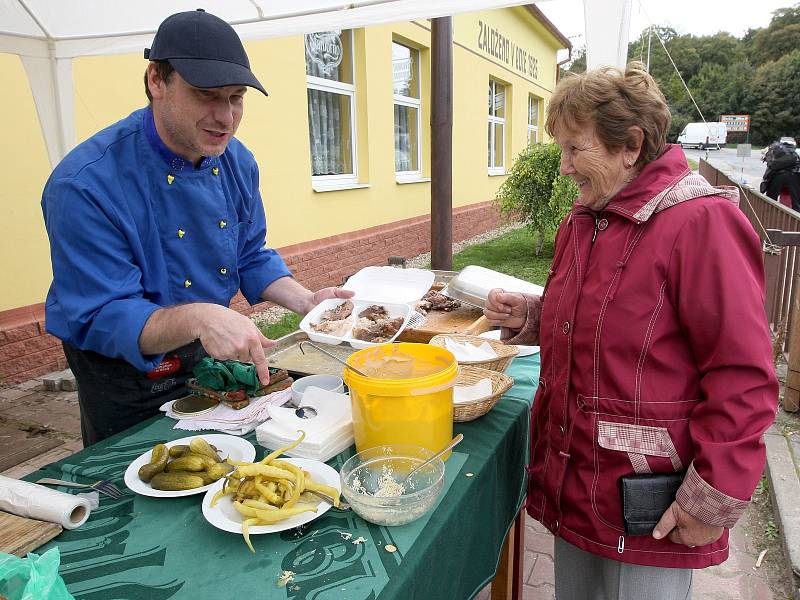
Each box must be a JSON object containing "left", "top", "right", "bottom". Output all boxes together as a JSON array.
[
  {"left": 0, "top": 54, "right": 53, "bottom": 312},
  {"left": 1, "top": 7, "right": 564, "bottom": 312}
]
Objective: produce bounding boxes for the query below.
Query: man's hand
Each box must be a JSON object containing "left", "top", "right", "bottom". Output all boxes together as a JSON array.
[
  {"left": 652, "top": 501, "right": 724, "bottom": 547},
  {"left": 140, "top": 303, "right": 276, "bottom": 385},
  {"left": 304, "top": 286, "right": 355, "bottom": 315},
  {"left": 484, "top": 288, "right": 527, "bottom": 330},
  {"left": 193, "top": 304, "right": 275, "bottom": 385}
]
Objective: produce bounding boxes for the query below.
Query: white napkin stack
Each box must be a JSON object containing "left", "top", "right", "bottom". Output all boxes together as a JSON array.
[
  {"left": 256, "top": 387, "right": 354, "bottom": 462},
  {"left": 444, "top": 339, "right": 498, "bottom": 362},
  {"left": 453, "top": 378, "right": 493, "bottom": 404},
  {"left": 160, "top": 389, "right": 292, "bottom": 436}
]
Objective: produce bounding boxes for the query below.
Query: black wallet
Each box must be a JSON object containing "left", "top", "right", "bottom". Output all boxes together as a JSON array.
[{"left": 619, "top": 472, "right": 684, "bottom": 536}]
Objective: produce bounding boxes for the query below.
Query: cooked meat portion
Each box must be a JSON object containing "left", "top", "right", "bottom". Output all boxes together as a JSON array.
[
  {"left": 311, "top": 316, "right": 352, "bottom": 337},
  {"left": 358, "top": 305, "right": 389, "bottom": 322},
  {"left": 320, "top": 300, "right": 354, "bottom": 322},
  {"left": 415, "top": 290, "right": 461, "bottom": 315},
  {"left": 352, "top": 316, "right": 404, "bottom": 343}
]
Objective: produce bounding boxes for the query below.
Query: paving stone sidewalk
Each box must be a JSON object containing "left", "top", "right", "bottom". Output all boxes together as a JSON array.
[{"left": 2, "top": 376, "right": 796, "bottom": 599}]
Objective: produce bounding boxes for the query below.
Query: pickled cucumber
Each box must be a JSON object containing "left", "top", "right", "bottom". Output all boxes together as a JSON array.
[
  {"left": 137, "top": 443, "right": 168, "bottom": 482},
  {"left": 189, "top": 438, "right": 222, "bottom": 462},
  {"left": 164, "top": 455, "right": 207, "bottom": 472},
  {"left": 167, "top": 444, "right": 191, "bottom": 458},
  {"left": 150, "top": 471, "right": 205, "bottom": 491}
]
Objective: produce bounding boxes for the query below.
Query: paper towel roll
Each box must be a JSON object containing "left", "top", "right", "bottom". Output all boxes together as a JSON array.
[{"left": 0, "top": 475, "right": 91, "bottom": 529}]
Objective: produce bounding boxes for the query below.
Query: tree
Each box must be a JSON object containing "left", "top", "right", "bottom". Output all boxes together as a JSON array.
[
  {"left": 494, "top": 144, "right": 578, "bottom": 255},
  {"left": 748, "top": 6, "right": 800, "bottom": 66},
  {"left": 746, "top": 49, "right": 800, "bottom": 144}
]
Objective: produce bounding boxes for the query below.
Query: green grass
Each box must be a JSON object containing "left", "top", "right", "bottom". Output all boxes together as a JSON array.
[
  {"left": 256, "top": 312, "right": 301, "bottom": 339},
  {"left": 686, "top": 157, "right": 699, "bottom": 171},
  {"left": 255, "top": 227, "right": 555, "bottom": 337},
  {"left": 427, "top": 227, "right": 554, "bottom": 285}
]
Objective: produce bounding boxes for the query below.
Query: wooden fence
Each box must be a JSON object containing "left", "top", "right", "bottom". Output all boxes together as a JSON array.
[{"left": 699, "top": 158, "right": 800, "bottom": 411}]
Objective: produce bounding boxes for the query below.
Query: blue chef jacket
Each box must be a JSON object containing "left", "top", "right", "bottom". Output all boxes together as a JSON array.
[{"left": 42, "top": 107, "right": 292, "bottom": 372}]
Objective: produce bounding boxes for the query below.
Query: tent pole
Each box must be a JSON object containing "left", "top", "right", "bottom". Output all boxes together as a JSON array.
[{"left": 431, "top": 16, "right": 453, "bottom": 271}]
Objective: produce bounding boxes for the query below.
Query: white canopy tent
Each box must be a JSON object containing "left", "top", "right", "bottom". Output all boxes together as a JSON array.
[{"left": 1, "top": 0, "right": 630, "bottom": 168}]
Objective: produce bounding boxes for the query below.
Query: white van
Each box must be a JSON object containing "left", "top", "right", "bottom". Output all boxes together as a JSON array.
[{"left": 677, "top": 122, "right": 727, "bottom": 149}]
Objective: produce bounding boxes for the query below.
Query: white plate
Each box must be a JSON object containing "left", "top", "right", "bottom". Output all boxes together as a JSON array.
[
  {"left": 479, "top": 329, "right": 540, "bottom": 357},
  {"left": 124, "top": 434, "right": 256, "bottom": 498},
  {"left": 201, "top": 457, "right": 341, "bottom": 534}
]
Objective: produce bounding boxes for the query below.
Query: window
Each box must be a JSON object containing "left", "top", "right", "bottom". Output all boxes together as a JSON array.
[
  {"left": 488, "top": 79, "right": 506, "bottom": 174},
  {"left": 392, "top": 42, "right": 421, "bottom": 175},
  {"left": 305, "top": 30, "right": 356, "bottom": 181},
  {"left": 528, "top": 95, "right": 540, "bottom": 145}
]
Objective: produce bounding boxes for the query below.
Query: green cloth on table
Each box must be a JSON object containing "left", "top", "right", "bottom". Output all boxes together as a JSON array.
[
  {"left": 192, "top": 357, "right": 260, "bottom": 394},
  {"left": 28, "top": 354, "right": 540, "bottom": 600}
]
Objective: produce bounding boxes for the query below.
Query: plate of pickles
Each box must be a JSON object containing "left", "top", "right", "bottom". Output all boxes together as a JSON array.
[{"left": 123, "top": 434, "right": 256, "bottom": 498}]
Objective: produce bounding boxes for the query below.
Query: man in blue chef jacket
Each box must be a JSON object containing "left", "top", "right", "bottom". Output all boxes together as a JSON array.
[{"left": 41, "top": 9, "right": 352, "bottom": 446}]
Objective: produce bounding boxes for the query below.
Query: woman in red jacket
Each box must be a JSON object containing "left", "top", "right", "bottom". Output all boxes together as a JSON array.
[{"left": 485, "top": 63, "right": 778, "bottom": 599}]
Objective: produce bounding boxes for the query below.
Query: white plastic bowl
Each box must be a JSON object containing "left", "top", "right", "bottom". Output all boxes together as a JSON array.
[{"left": 291, "top": 374, "right": 345, "bottom": 405}]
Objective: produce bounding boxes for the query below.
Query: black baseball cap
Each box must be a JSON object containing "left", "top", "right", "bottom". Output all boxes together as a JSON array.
[{"left": 145, "top": 9, "right": 268, "bottom": 96}]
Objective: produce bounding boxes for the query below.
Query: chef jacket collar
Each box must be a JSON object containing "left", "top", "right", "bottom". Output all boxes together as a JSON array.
[{"left": 143, "top": 105, "right": 216, "bottom": 171}]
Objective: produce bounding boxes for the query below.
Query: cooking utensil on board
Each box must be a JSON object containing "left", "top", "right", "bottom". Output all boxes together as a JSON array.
[
  {"left": 36, "top": 478, "right": 123, "bottom": 499},
  {"left": 400, "top": 433, "right": 464, "bottom": 487},
  {"left": 299, "top": 341, "right": 369, "bottom": 377}
]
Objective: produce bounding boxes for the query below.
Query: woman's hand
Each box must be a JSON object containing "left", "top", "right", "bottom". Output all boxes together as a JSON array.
[
  {"left": 484, "top": 288, "right": 527, "bottom": 330},
  {"left": 652, "top": 501, "right": 724, "bottom": 547}
]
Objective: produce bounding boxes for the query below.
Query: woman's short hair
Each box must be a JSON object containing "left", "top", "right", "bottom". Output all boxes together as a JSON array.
[
  {"left": 545, "top": 62, "right": 671, "bottom": 167},
  {"left": 143, "top": 61, "right": 175, "bottom": 102}
]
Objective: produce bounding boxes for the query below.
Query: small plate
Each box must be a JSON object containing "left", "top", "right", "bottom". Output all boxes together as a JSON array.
[
  {"left": 124, "top": 434, "right": 256, "bottom": 498},
  {"left": 479, "top": 329, "right": 540, "bottom": 357},
  {"left": 201, "top": 457, "right": 341, "bottom": 534}
]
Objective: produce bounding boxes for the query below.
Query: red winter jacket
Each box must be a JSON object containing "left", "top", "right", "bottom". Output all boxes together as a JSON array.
[{"left": 506, "top": 145, "right": 778, "bottom": 568}]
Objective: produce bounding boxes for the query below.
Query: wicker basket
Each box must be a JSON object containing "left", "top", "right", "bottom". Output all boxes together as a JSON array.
[
  {"left": 453, "top": 365, "right": 514, "bottom": 422},
  {"left": 429, "top": 333, "right": 518, "bottom": 372}
]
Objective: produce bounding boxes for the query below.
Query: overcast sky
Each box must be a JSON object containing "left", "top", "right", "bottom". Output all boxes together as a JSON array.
[{"left": 537, "top": 0, "right": 794, "bottom": 51}]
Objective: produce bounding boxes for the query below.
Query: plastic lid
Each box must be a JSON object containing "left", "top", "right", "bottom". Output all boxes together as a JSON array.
[
  {"left": 450, "top": 266, "right": 543, "bottom": 300},
  {"left": 343, "top": 267, "right": 435, "bottom": 304}
]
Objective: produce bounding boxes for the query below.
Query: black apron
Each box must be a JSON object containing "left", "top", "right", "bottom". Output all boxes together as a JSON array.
[{"left": 63, "top": 341, "right": 207, "bottom": 446}]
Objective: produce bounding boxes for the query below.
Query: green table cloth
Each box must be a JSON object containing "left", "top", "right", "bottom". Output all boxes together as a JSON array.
[{"left": 27, "top": 354, "right": 540, "bottom": 600}]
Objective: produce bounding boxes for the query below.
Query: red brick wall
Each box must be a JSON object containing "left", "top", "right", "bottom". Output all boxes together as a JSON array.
[{"left": 1, "top": 202, "right": 502, "bottom": 383}]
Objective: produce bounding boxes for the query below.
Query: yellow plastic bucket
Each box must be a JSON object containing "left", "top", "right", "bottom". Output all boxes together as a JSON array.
[{"left": 343, "top": 343, "right": 457, "bottom": 457}]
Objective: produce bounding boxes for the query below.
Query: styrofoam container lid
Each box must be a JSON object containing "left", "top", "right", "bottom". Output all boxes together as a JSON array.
[
  {"left": 343, "top": 267, "right": 434, "bottom": 304},
  {"left": 447, "top": 266, "right": 543, "bottom": 307}
]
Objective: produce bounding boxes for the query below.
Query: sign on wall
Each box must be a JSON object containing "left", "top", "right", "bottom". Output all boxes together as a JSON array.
[
  {"left": 720, "top": 114, "right": 750, "bottom": 133},
  {"left": 477, "top": 20, "right": 539, "bottom": 80}
]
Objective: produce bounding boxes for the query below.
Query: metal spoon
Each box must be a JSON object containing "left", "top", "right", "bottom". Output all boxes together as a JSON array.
[
  {"left": 400, "top": 433, "right": 465, "bottom": 486},
  {"left": 299, "top": 340, "right": 369, "bottom": 377}
]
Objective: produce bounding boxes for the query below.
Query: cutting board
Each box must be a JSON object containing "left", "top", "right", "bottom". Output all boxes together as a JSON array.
[
  {"left": 398, "top": 310, "right": 492, "bottom": 343},
  {"left": 0, "top": 511, "right": 62, "bottom": 556}
]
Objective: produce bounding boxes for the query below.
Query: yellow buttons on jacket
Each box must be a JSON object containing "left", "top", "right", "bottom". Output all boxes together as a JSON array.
[
  {"left": 167, "top": 174, "right": 175, "bottom": 185},
  {"left": 177, "top": 229, "right": 185, "bottom": 238},
  {"left": 219, "top": 220, "right": 227, "bottom": 229},
  {"left": 212, "top": 167, "right": 220, "bottom": 176},
  {"left": 219, "top": 267, "right": 228, "bottom": 275},
  {"left": 184, "top": 279, "right": 192, "bottom": 288}
]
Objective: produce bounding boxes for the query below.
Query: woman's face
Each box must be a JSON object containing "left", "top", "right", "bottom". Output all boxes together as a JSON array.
[{"left": 555, "top": 125, "right": 632, "bottom": 211}]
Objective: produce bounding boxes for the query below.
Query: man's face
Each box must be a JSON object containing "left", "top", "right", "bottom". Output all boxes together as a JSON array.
[{"left": 148, "top": 66, "right": 246, "bottom": 164}]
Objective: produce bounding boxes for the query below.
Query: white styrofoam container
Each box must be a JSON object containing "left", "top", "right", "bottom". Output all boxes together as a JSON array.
[
  {"left": 299, "top": 267, "right": 435, "bottom": 348},
  {"left": 444, "top": 265, "right": 544, "bottom": 308}
]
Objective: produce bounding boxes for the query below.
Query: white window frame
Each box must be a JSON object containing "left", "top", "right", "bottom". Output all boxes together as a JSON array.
[
  {"left": 393, "top": 42, "right": 422, "bottom": 179},
  {"left": 528, "top": 95, "right": 540, "bottom": 145},
  {"left": 306, "top": 30, "right": 358, "bottom": 186},
  {"left": 488, "top": 79, "right": 506, "bottom": 175}
]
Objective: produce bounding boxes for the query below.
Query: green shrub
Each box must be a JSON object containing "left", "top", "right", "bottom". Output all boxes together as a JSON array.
[{"left": 494, "top": 143, "right": 577, "bottom": 255}]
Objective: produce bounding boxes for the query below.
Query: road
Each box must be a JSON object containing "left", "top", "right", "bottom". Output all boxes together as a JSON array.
[
  {"left": 682, "top": 146, "right": 767, "bottom": 187},
  {"left": 682, "top": 146, "right": 787, "bottom": 219}
]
